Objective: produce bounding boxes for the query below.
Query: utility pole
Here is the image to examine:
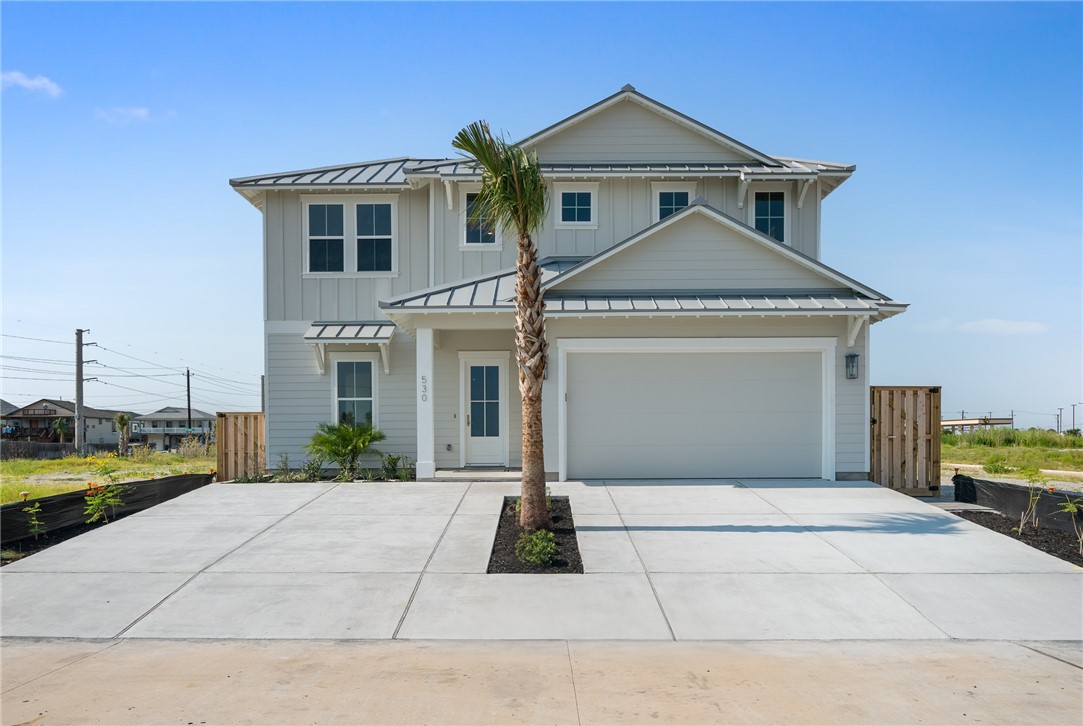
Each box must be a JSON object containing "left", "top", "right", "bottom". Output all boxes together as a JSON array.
[
  {"left": 1057, "top": 408, "right": 1063, "bottom": 434},
  {"left": 75, "top": 329, "right": 84, "bottom": 455},
  {"left": 186, "top": 368, "right": 193, "bottom": 432}
]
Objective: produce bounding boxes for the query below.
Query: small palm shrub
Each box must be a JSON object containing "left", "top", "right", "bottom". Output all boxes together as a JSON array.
[
  {"left": 515, "top": 529, "right": 557, "bottom": 566},
  {"left": 306, "top": 421, "right": 386, "bottom": 481}
]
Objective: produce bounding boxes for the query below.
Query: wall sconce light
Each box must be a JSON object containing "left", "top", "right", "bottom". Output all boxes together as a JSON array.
[{"left": 845, "top": 353, "right": 859, "bottom": 380}]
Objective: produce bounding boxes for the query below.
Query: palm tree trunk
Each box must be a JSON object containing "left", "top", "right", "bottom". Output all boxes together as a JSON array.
[{"left": 516, "top": 233, "right": 552, "bottom": 531}]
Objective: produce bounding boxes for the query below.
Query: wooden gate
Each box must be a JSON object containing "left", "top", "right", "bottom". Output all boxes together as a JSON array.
[
  {"left": 216, "top": 412, "right": 266, "bottom": 481},
  {"left": 871, "top": 386, "right": 941, "bottom": 496}
]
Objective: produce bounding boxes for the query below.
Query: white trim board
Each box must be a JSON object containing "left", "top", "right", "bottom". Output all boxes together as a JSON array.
[
  {"left": 458, "top": 351, "right": 512, "bottom": 468},
  {"left": 555, "top": 337, "right": 836, "bottom": 481}
]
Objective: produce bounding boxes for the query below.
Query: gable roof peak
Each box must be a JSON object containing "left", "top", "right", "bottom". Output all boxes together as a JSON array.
[
  {"left": 691, "top": 195, "right": 707, "bottom": 206},
  {"left": 620, "top": 83, "right": 636, "bottom": 93}
]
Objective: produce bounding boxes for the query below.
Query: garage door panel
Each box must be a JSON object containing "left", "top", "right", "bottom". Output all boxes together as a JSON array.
[{"left": 566, "top": 350, "right": 823, "bottom": 479}]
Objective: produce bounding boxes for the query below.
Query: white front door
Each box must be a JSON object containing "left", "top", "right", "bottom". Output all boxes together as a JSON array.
[{"left": 462, "top": 356, "right": 507, "bottom": 466}]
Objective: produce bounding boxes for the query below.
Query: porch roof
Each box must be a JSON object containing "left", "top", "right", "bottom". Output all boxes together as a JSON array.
[{"left": 303, "top": 321, "right": 396, "bottom": 343}]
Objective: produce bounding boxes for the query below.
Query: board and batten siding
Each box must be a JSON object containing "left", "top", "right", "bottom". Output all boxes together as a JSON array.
[
  {"left": 529, "top": 98, "right": 754, "bottom": 163},
  {"left": 550, "top": 213, "right": 835, "bottom": 292},
  {"left": 263, "top": 189, "right": 429, "bottom": 323},
  {"left": 264, "top": 330, "right": 417, "bottom": 467},
  {"left": 541, "top": 316, "right": 869, "bottom": 478}
]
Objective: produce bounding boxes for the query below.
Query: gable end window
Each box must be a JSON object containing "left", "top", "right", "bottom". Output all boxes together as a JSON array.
[
  {"left": 304, "top": 195, "right": 397, "bottom": 276},
  {"left": 553, "top": 182, "right": 599, "bottom": 229},
  {"left": 754, "top": 191, "right": 786, "bottom": 243},
  {"left": 465, "top": 193, "right": 496, "bottom": 245},
  {"left": 651, "top": 182, "right": 696, "bottom": 223}
]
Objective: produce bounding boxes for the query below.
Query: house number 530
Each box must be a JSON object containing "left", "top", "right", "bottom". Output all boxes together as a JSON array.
[{"left": 419, "top": 375, "right": 428, "bottom": 402}]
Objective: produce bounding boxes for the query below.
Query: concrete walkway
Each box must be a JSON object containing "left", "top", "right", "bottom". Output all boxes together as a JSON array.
[
  {"left": 3, "top": 639, "right": 1081, "bottom": 725},
  {"left": 2, "top": 479, "right": 1080, "bottom": 641}
]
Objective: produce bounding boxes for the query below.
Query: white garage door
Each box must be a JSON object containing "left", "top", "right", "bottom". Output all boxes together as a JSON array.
[{"left": 566, "top": 351, "right": 823, "bottom": 479}]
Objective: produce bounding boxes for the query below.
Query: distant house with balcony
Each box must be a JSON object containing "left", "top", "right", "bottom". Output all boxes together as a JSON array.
[
  {"left": 135, "top": 407, "right": 215, "bottom": 451},
  {"left": 1, "top": 398, "right": 132, "bottom": 445}
]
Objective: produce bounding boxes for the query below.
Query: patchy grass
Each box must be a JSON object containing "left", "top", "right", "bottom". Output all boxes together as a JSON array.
[
  {"left": 0, "top": 453, "right": 216, "bottom": 504},
  {"left": 942, "top": 444, "right": 1083, "bottom": 474},
  {"left": 941, "top": 428, "right": 1082, "bottom": 449}
]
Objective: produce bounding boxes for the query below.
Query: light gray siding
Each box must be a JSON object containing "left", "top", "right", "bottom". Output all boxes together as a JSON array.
[
  {"left": 531, "top": 99, "right": 755, "bottom": 163},
  {"left": 264, "top": 330, "right": 417, "bottom": 468},
  {"left": 551, "top": 213, "right": 838, "bottom": 292},
  {"left": 264, "top": 189, "right": 429, "bottom": 323}
]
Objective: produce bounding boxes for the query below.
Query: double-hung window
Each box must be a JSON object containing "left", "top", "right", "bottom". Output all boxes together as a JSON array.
[
  {"left": 304, "top": 195, "right": 397, "bottom": 275},
  {"left": 459, "top": 185, "right": 501, "bottom": 249},
  {"left": 553, "top": 182, "right": 598, "bottom": 229},
  {"left": 750, "top": 187, "right": 788, "bottom": 243},
  {"left": 651, "top": 182, "right": 696, "bottom": 223},
  {"left": 334, "top": 356, "right": 377, "bottom": 426}
]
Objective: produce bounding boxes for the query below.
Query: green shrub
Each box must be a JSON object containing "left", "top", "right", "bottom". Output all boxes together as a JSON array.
[
  {"left": 515, "top": 529, "right": 557, "bottom": 566},
  {"left": 300, "top": 455, "right": 325, "bottom": 482},
  {"left": 306, "top": 421, "right": 385, "bottom": 481},
  {"left": 983, "top": 456, "right": 1012, "bottom": 475}
]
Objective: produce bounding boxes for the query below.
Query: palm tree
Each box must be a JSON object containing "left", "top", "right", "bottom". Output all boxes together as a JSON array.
[
  {"left": 306, "top": 420, "right": 386, "bottom": 481},
  {"left": 114, "top": 412, "right": 131, "bottom": 457},
  {"left": 53, "top": 417, "right": 71, "bottom": 444},
  {"left": 453, "top": 121, "right": 552, "bottom": 531}
]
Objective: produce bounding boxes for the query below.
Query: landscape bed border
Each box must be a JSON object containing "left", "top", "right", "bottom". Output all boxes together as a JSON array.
[
  {"left": 1, "top": 473, "right": 214, "bottom": 545},
  {"left": 953, "top": 474, "right": 1083, "bottom": 535}
]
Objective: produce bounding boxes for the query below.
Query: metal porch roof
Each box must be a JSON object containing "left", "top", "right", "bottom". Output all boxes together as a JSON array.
[
  {"left": 544, "top": 292, "right": 882, "bottom": 314},
  {"left": 303, "top": 321, "right": 396, "bottom": 343},
  {"left": 407, "top": 158, "right": 853, "bottom": 179}
]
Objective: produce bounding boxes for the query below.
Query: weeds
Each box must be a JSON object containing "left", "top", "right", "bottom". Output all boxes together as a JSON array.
[
  {"left": 1012, "top": 468, "right": 1047, "bottom": 535},
  {"left": 942, "top": 428, "right": 1082, "bottom": 449},
  {"left": 83, "top": 463, "right": 132, "bottom": 524},
  {"left": 1055, "top": 495, "right": 1083, "bottom": 558},
  {"left": 300, "top": 456, "right": 325, "bottom": 482},
  {"left": 22, "top": 501, "right": 46, "bottom": 539}
]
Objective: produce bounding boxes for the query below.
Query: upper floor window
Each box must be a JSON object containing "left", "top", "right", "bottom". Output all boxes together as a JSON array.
[
  {"left": 308, "top": 204, "right": 344, "bottom": 272},
  {"left": 357, "top": 203, "right": 393, "bottom": 271},
  {"left": 465, "top": 192, "right": 496, "bottom": 245},
  {"left": 651, "top": 182, "right": 696, "bottom": 223},
  {"left": 553, "top": 182, "right": 598, "bottom": 229},
  {"left": 753, "top": 190, "right": 786, "bottom": 243},
  {"left": 303, "top": 195, "right": 397, "bottom": 276}
]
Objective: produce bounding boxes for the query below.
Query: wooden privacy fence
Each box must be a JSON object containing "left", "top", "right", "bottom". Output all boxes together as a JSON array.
[
  {"left": 871, "top": 386, "right": 941, "bottom": 496},
  {"left": 216, "top": 412, "right": 265, "bottom": 481}
]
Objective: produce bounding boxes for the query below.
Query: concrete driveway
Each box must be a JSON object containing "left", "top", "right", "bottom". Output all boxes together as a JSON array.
[{"left": 2, "top": 479, "right": 1080, "bottom": 641}]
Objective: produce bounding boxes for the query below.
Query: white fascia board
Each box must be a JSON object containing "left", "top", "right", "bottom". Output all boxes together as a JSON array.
[{"left": 544, "top": 309, "right": 880, "bottom": 319}]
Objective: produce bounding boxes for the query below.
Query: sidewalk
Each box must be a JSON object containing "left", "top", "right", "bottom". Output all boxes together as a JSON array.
[{"left": 3, "top": 638, "right": 1080, "bottom": 725}]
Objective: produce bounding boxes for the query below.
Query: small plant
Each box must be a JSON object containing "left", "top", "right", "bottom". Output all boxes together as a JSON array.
[
  {"left": 1, "top": 549, "right": 25, "bottom": 563},
  {"left": 380, "top": 453, "right": 403, "bottom": 481},
  {"left": 270, "top": 453, "right": 304, "bottom": 482},
  {"left": 1055, "top": 493, "right": 1083, "bottom": 557},
  {"left": 306, "top": 421, "right": 386, "bottom": 481},
  {"left": 84, "top": 463, "right": 132, "bottom": 524},
  {"left": 1012, "top": 467, "right": 1047, "bottom": 535},
  {"left": 22, "top": 501, "right": 46, "bottom": 540},
  {"left": 130, "top": 445, "right": 155, "bottom": 463},
  {"left": 177, "top": 435, "right": 204, "bottom": 459},
  {"left": 982, "top": 456, "right": 1012, "bottom": 475},
  {"left": 515, "top": 529, "right": 557, "bottom": 566},
  {"left": 300, "top": 455, "right": 325, "bottom": 482}
]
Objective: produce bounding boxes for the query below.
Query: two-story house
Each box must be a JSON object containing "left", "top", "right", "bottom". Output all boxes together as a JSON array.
[
  {"left": 135, "top": 406, "right": 215, "bottom": 451},
  {"left": 231, "top": 86, "right": 905, "bottom": 481}
]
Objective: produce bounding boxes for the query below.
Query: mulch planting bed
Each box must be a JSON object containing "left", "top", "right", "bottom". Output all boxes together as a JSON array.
[
  {"left": 487, "top": 495, "right": 583, "bottom": 574},
  {"left": 954, "top": 510, "right": 1083, "bottom": 567}
]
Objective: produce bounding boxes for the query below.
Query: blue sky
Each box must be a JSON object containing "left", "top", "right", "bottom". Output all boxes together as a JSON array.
[{"left": 3, "top": 2, "right": 1081, "bottom": 429}]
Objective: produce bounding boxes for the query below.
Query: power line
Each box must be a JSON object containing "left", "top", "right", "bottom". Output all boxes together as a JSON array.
[{"left": 0, "top": 333, "right": 73, "bottom": 345}]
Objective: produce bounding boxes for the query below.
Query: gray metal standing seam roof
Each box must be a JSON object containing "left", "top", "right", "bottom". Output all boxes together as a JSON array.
[{"left": 303, "top": 321, "right": 396, "bottom": 342}]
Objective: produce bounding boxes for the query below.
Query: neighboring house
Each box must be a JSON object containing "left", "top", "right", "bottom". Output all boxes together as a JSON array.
[
  {"left": 231, "top": 85, "right": 906, "bottom": 481},
  {"left": 2, "top": 398, "right": 132, "bottom": 445},
  {"left": 135, "top": 407, "right": 215, "bottom": 451}
]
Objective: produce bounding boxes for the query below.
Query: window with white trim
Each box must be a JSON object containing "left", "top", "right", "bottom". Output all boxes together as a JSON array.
[
  {"left": 553, "top": 182, "right": 598, "bottom": 229},
  {"left": 651, "top": 182, "right": 696, "bottom": 223},
  {"left": 303, "top": 195, "right": 398, "bottom": 275},
  {"left": 333, "top": 355, "right": 378, "bottom": 426},
  {"left": 460, "top": 185, "right": 500, "bottom": 248},
  {"left": 750, "top": 187, "right": 788, "bottom": 243}
]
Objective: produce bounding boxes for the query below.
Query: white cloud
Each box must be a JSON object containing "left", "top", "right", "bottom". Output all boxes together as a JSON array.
[
  {"left": 95, "top": 107, "right": 152, "bottom": 124},
  {"left": 1, "top": 71, "right": 62, "bottom": 98},
  {"left": 956, "top": 319, "right": 1049, "bottom": 336}
]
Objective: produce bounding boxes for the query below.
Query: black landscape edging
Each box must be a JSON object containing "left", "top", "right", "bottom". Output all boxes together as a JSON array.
[
  {"left": 487, "top": 495, "right": 584, "bottom": 574},
  {"left": 1, "top": 473, "right": 213, "bottom": 545},
  {"left": 953, "top": 474, "right": 1083, "bottom": 535}
]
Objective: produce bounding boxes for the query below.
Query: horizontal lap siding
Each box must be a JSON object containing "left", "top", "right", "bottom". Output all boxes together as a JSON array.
[
  {"left": 264, "top": 332, "right": 417, "bottom": 468},
  {"left": 552, "top": 214, "right": 831, "bottom": 291}
]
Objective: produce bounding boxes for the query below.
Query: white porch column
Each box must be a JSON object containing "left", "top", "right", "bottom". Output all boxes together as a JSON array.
[{"left": 415, "top": 327, "right": 436, "bottom": 480}]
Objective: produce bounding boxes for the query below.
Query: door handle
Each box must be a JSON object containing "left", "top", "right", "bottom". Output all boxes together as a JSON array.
[{"left": 466, "top": 414, "right": 471, "bottom": 426}]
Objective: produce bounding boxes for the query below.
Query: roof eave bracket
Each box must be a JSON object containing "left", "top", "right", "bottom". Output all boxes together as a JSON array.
[
  {"left": 444, "top": 180, "right": 454, "bottom": 210},
  {"left": 314, "top": 343, "right": 327, "bottom": 375},
  {"left": 796, "top": 179, "right": 813, "bottom": 209},
  {"left": 737, "top": 173, "right": 750, "bottom": 209},
  {"left": 378, "top": 342, "right": 391, "bottom": 375},
  {"left": 846, "top": 316, "right": 866, "bottom": 348}
]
